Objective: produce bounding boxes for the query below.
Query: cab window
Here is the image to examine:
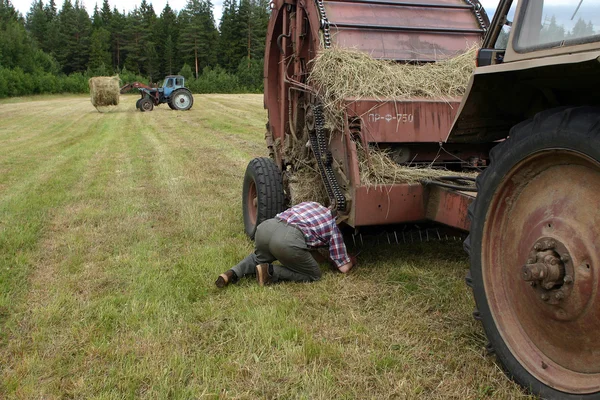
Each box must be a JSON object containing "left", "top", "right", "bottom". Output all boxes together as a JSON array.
[
  {"left": 495, "top": 1, "right": 518, "bottom": 49},
  {"left": 515, "top": 0, "right": 600, "bottom": 51}
]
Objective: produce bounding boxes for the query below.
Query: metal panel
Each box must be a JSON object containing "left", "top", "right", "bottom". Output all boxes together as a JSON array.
[
  {"left": 425, "top": 186, "right": 474, "bottom": 231},
  {"left": 352, "top": 184, "right": 426, "bottom": 226},
  {"left": 324, "top": 0, "right": 485, "bottom": 61},
  {"left": 346, "top": 98, "right": 461, "bottom": 143}
]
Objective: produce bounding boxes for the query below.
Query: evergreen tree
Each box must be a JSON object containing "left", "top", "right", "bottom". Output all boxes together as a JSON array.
[
  {"left": 26, "top": 1, "right": 48, "bottom": 48},
  {"left": 0, "top": 0, "right": 56, "bottom": 73},
  {"left": 100, "top": 0, "right": 111, "bottom": 24},
  {"left": 163, "top": 34, "right": 175, "bottom": 74},
  {"left": 110, "top": 7, "right": 126, "bottom": 70},
  {"left": 89, "top": 27, "right": 111, "bottom": 71},
  {"left": 570, "top": 18, "right": 594, "bottom": 39},
  {"left": 123, "top": 7, "right": 143, "bottom": 73},
  {"left": 138, "top": 0, "right": 159, "bottom": 80},
  {"left": 92, "top": 3, "right": 102, "bottom": 28},
  {"left": 71, "top": 1, "right": 92, "bottom": 72},
  {"left": 43, "top": 0, "right": 60, "bottom": 56},
  {"left": 218, "top": 0, "right": 241, "bottom": 72},
  {"left": 179, "top": 0, "right": 217, "bottom": 78},
  {"left": 540, "top": 15, "right": 565, "bottom": 43},
  {"left": 0, "top": 0, "right": 20, "bottom": 23},
  {"left": 158, "top": 3, "right": 179, "bottom": 76},
  {"left": 45, "top": 0, "right": 57, "bottom": 19}
]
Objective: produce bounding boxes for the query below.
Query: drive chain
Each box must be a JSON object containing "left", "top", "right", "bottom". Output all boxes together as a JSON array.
[
  {"left": 309, "top": 104, "right": 346, "bottom": 211},
  {"left": 464, "top": 0, "right": 488, "bottom": 31},
  {"left": 316, "top": 0, "right": 331, "bottom": 48}
]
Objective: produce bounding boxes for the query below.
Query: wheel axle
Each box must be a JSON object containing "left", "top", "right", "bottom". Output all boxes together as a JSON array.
[{"left": 522, "top": 237, "right": 575, "bottom": 305}]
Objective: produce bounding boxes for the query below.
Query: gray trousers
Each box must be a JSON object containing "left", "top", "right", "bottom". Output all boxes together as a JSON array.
[{"left": 231, "top": 219, "right": 322, "bottom": 283}]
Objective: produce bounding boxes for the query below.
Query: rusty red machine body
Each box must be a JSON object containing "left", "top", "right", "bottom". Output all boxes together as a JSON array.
[
  {"left": 263, "top": 0, "right": 489, "bottom": 230},
  {"left": 246, "top": 0, "right": 600, "bottom": 397}
]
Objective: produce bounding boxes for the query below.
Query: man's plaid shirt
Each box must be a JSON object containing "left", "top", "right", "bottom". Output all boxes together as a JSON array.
[{"left": 276, "top": 202, "right": 351, "bottom": 268}]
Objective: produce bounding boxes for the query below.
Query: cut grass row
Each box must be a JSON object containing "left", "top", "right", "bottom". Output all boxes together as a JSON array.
[{"left": 0, "top": 95, "right": 531, "bottom": 399}]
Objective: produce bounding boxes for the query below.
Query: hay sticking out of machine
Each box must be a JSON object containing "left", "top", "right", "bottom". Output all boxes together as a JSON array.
[
  {"left": 309, "top": 45, "right": 479, "bottom": 118},
  {"left": 284, "top": 46, "right": 481, "bottom": 205}
]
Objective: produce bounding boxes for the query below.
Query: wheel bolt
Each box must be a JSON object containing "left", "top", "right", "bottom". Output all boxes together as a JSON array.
[
  {"left": 534, "top": 243, "right": 542, "bottom": 251},
  {"left": 541, "top": 293, "right": 549, "bottom": 301},
  {"left": 544, "top": 282, "right": 555, "bottom": 290},
  {"left": 554, "top": 291, "right": 564, "bottom": 301},
  {"left": 561, "top": 255, "right": 570, "bottom": 263},
  {"left": 564, "top": 275, "right": 573, "bottom": 284}
]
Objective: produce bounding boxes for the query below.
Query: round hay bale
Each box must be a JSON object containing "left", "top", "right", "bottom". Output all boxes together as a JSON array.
[{"left": 89, "top": 76, "right": 120, "bottom": 111}]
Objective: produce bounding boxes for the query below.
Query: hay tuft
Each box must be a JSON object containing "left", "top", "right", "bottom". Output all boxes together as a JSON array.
[
  {"left": 308, "top": 45, "right": 478, "bottom": 122},
  {"left": 89, "top": 76, "right": 120, "bottom": 110},
  {"left": 356, "top": 143, "right": 477, "bottom": 187},
  {"left": 288, "top": 166, "right": 329, "bottom": 206}
]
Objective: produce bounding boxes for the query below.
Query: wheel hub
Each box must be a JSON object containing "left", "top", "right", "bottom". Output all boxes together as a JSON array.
[
  {"left": 522, "top": 237, "right": 572, "bottom": 305},
  {"left": 520, "top": 236, "right": 593, "bottom": 321}
]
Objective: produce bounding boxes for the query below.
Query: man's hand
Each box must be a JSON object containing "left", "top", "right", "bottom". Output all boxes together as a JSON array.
[{"left": 338, "top": 260, "right": 354, "bottom": 274}]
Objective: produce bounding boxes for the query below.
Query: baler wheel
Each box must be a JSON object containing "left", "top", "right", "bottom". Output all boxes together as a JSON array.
[
  {"left": 242, "top": 157, "right": 285, "bottom": 239},
  {"left": 139, "top": 98, "right": 153, "bottom": 112},
  {"left": 466, "top": 107, "right": 600, "bottom": 399},
  {"left": 171, "top": 89, "right": 193, "bottom": 111}
]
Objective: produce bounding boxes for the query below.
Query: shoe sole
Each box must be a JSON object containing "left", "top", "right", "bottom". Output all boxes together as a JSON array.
[
  {"left": 215, "top": 273, "right": 229, "bottom": 288},
  {"left": 256, "top": 264, "right": 267, "bottom": 287}
]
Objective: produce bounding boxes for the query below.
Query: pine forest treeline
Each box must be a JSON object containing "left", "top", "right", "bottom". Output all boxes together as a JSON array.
[{"left": 0, "top": 0, "right": 269, "bottom": 97}]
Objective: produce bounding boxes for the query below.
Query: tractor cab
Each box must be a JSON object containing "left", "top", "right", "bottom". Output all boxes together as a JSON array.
[{"left": 161, "top": 75, "right": 186, "bottom": 97}]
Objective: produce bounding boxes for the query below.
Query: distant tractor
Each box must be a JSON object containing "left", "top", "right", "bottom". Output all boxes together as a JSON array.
[{"left": 120, "top": 75, "right": 194, "bottom": 112}]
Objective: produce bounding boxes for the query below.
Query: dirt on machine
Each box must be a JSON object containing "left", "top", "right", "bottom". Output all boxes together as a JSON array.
[
  {"left": 120, "top": 75, "right": 194, "bottom": 112},
  {"left": 241, "top": 0, "right": 600, "bottom": 398}
]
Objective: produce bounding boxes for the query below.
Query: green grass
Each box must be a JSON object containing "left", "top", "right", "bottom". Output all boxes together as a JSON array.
[{"left": 0, "top": 94, "right": 532, "bottom": 399}]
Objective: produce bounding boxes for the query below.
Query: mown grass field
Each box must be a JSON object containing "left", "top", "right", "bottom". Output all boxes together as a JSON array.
[{"left": 0, "top": 94, "right": 532, "bottom": 399}]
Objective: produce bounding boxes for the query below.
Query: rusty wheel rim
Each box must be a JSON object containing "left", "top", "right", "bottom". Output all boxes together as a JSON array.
[
  {"left": 483, "top": 148, "right": 600, "bottom": 394},
  {"left": 247, "top": 180, "right": 258, "bottom": 227}
]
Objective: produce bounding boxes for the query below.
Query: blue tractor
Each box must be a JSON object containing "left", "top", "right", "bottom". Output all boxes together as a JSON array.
[{"left": 120, "top": 75, "right": 194, "bottom": 112}]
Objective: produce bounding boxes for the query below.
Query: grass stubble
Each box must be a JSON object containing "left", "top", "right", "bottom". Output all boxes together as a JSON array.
[{"left": 0, "top": 95, "right": 532, "bottom": 399}]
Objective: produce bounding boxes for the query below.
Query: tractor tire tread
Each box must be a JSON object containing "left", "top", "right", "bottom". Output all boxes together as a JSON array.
[
  {"left": 464, "top": 106, "right": 600, "bottom": 400},
  {"left": 243, "top": 157, "right": 285, "bottom": 239}
]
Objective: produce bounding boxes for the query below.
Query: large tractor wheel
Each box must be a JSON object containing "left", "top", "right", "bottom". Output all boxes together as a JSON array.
[
  {"left": 242, "top": 157, "right": 285, "bottom": 239},
  {"left": 466, "top": 107, "right": 600, "bottom": 399},
  {"left": 170, "top": 89, "right": 193, "bottom": 111},
  {"left": 139, "top": 98, "right": 153, "bottom": 112}
]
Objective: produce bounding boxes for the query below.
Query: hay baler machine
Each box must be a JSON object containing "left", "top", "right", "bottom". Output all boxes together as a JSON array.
[
  {"left": 119, "top": 75, "right": 194, "bottom": 112},
  {"left": 242, "top": 0, "right": 600, "bottom": 398}
]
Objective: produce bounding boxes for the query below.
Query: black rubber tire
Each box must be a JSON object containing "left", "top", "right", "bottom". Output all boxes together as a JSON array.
[
  {"left": 465, "top": 106, "right": 600, "bottom": 399},
  {"left": 135, "top": 98, "right": 142, "bottom": 110},
  {"left": 168, "top": 101, "right": 176, "bottom": 110},
  {"left": 139, "top": 98, "right": 153, "bottom": 112},
  {"left": 242, "top": 157, "right": 285, "bottom": 239},
  {"left": 170, "top": 89, "right": 193, "bottom": 111}
]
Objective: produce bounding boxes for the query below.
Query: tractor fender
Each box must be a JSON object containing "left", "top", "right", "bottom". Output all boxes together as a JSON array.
[{"left": 447, "top": 51, "right": 600, "bottom": 144}]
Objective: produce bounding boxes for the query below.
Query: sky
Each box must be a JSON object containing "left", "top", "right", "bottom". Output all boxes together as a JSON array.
[{"left": 11, "top": 0, "right": 225, "bottom": 23}]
